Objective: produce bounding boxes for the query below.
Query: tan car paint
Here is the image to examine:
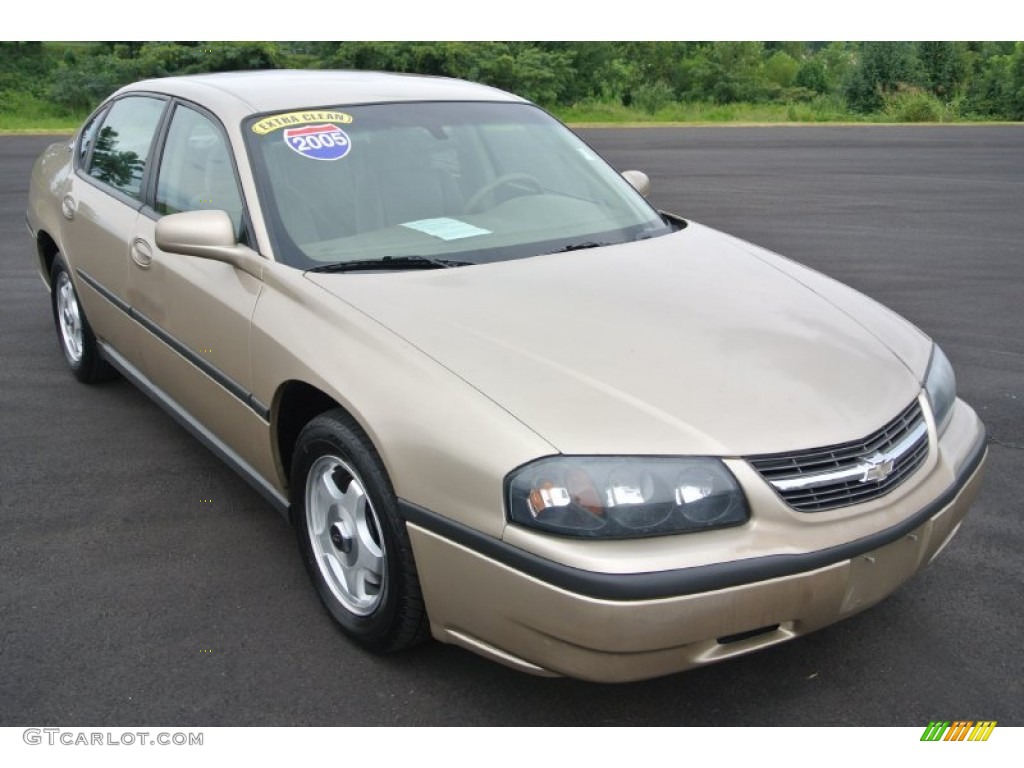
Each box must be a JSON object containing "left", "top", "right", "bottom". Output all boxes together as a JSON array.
[
  {"left": 732, "top": 235, "right": 934, "bottom": 379},
  {"left": 63, "top": 189, "right": 142, "bottom": 360},
  {"left": 410, "top": 440, "right": 984, "bottom": 682},
  {"left": 306, "top": 222, "right": 921, "bottom": 457},
  {"left": 128, "top": 214, "right": 276, "bottom": 485},
  {"left": 27, "top": 139, "right": 74, "bottom": 288},
  {"left": 129, "top": 218, "right": 262, "bottom": 389},
  {"left": 248, "top": 262, "right": 557, "bottom": 536},
  {"left": 44, "top": 141, "right": 147, "bottom": 363}
]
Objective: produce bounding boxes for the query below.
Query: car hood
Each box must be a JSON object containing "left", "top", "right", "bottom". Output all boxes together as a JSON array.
[{"left": 305, "top": 223, "right": 928, "bottom": 456}]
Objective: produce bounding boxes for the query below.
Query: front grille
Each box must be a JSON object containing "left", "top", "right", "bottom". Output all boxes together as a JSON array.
[{"left": 748, "top": 399, "right": 929, "bottom": 512}]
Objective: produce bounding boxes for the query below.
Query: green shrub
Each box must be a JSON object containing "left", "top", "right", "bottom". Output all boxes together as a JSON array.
[
  {"left": 49, "top": 42, "right": 285, "bottom": 113},
  {"left": 50, "top": 53, "right": 135, "bottom": 112},
  {"left": 780, "top": 86, "right": 818, "bottom": 103},
  {"left": 764, "top": 51, "right": 799, "bottom": 88},
  {"left": 794, "top": 59, "right": 829, "bottom": 94},
  {"left": 883, "top": 88, "right": 950, "bottom": 122},
  {"left": 845, "top": 42, "right": 922, "bottom": 113},
  {"left": 632, "top": 81, "right": 674, "bottom": 114}
]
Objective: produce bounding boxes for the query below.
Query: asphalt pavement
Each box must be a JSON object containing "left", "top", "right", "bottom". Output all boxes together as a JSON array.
[{"left": 1, "top": 126, "right": 1022, "bottom": 725}]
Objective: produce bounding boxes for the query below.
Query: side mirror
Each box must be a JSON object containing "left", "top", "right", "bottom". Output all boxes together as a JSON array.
[
  {"left": 156, "top": 209, "right": 236, "bottom": 258},
  {"left": 155, "top": 210, "right": 263, "bottom": 278},
  {"left": 621, "top": 170, "right": 651, "bottom": 199}
]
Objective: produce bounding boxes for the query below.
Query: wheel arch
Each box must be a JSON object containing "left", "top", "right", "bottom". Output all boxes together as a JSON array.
[
  {"left": 271, "top": 380, "right": 383, "bottom": 496},
  {"left": 36, "top": 230, "right": 60, "bottom": 289}
]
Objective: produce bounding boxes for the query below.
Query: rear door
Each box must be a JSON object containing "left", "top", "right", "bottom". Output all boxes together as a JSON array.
[{"left": 62, "top": 95, "right": 168, "bottom": 361}]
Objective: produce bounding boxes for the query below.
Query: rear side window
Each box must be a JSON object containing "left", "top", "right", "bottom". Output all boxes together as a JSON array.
[{"left": 88, "top": 96, "right": 166, "bottom": 200}]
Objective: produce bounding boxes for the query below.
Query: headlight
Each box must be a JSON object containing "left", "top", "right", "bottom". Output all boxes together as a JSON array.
[
  {"left": 924, "top": 344, "right": 957, "bottom": 436},
  {"left": 506, "top": 457, "right": 749, "bottom": 539}
]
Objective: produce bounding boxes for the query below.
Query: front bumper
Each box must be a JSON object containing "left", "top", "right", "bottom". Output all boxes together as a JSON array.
[{"left": 403, "top": 403, "right": 988, "bottom": 683}]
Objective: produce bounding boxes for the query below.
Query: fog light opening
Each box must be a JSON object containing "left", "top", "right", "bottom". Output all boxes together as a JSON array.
[{"left": 717, "top": 624, "right": 781, "bottom": 645}]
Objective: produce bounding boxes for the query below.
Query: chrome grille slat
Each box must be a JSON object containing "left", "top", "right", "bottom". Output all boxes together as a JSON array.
[{"left": 748, "top": 400, "right": 929, "bottom": 512}]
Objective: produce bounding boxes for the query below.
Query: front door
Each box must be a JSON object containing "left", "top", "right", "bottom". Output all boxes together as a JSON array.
[{"left": 126, "top": 103, "right": 271, "bottom": 479}]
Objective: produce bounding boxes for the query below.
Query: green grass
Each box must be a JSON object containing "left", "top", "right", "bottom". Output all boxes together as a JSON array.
[
  {"left": 0, "top": 92, "right": 85, "bottom": 133},
  {"left": 0, "top": 114, "right": 82, "bottom": 133},
  {"left": 0, "top": 94, "right": 1014, "bottom": 134},
  {"left": 552, "top": 97, "right": 864, "bottom": 125},
  {"left": 552, "top": 96, "right": 1008, "bottom": 126}
]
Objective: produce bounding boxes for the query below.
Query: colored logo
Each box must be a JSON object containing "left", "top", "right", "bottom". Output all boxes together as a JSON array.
[
  {"left": 283, "top": 124, "right": 351, "bottom": 161},
  {"left": 252, "top": 110, "right": 353, "bottom": 135},
  {"left": 920, "top": 721, "right": 997, "bottom": 741}
]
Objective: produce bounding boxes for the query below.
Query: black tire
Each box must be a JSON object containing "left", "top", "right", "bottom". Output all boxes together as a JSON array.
[
  {"left": 50, "top": 253, "right": 115, "bottom": 383},
  {"left": 290, "top": 409, "right": 428, "bottom": 652}
]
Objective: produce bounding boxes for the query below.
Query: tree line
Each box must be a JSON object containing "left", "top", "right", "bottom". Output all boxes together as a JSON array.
[{"left": 2, "top": 41, "right": 1022, "bottom": 122}]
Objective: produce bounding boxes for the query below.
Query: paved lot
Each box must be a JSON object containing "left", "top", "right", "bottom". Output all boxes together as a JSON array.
[{"left": 1, "top": 126, "right": 1022, "bottom": 725}]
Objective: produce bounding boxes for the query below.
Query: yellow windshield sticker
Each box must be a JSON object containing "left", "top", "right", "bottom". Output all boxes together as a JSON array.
[{"left": 251, "top": 111, "right": 353, "bottom": 135}]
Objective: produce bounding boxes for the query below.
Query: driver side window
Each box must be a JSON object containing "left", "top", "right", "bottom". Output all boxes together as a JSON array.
[{"left": 156, "top": 105, "right": 247, "bottom": 242}]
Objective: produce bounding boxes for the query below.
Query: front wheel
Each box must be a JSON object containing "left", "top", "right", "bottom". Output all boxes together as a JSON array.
[
  {"left": 50, "top": 253, "right": 114, "bottom": 383},
  {"left": 290, "top": 410, "right": 428, "bottom": 652}
]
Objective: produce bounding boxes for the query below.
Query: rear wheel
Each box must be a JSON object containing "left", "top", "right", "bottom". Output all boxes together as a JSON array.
[
  {"left": 291, "top": 409, "right": 428, "bottom": 652},
  {"left": 50, "top": 253, "right": 114, "bottom": 383}
]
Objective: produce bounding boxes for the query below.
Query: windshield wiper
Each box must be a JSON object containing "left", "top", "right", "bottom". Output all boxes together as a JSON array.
[
  {"left": 543, "top": 241, "right": 613, "bottom": 255},
  {"left": 542, "top": 230, "right": 667, "bottom": 257},
  {"left": 306, "top": 255, "right": 473, "bottom": 273}
]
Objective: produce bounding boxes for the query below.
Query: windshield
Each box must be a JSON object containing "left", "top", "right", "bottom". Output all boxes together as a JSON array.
[{"left": 245, "top": 101, "right": 674, "bottom": 269}]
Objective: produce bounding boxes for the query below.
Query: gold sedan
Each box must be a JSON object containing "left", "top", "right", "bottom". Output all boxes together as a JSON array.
[{"left": 26, "top": 71, "right": 987, "bottom": 682}]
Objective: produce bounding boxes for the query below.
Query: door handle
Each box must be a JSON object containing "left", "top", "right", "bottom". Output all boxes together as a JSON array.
[
  {"left": 61, "top": 195, "right": 76, "bottom": 221},
  {"left": 131, "top": 238, "right": 153, "bottom": 269}
]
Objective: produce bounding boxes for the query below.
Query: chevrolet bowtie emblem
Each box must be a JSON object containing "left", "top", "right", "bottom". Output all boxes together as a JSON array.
[{"left": 859, "top": 453, "right": 896, "bottom": 483}]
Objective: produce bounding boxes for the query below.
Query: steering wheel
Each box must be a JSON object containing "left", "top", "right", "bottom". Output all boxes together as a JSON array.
[{"left": 465, "top": 173, "right": 544, "bottom": 213}]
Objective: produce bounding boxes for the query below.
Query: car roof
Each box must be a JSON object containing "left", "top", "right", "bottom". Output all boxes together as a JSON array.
[{"left": 117, "top": 70, "right": 525, "bottom": 124}]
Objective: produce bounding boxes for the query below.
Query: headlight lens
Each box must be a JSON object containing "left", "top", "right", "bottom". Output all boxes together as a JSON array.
[
  {"left": 506, "top": 457, "right": 749, "bottom": 539},
  {"left": 924, "top": 344, "right": 957, "bottom": 435}
]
